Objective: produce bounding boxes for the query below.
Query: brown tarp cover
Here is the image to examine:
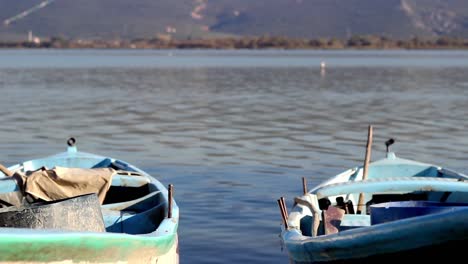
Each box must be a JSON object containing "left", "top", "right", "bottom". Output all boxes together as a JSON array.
[{"left": 15, "top": 167, "right": 116, "bottom": 204}]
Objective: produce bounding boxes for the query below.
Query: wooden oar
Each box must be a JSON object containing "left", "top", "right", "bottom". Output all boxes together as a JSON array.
[
  {"left": 168, "top": 184, "right": 174, "bottom": 218},
  {"left": 357, "top": 125, "right": 373, "bottom": 214},
  {"left": 302, "top": 177, "right": 308, "bottom": 195},
  {"left": 280, "top": 196, "right": 288, "bottom": 217},
  {"left": 0, "top": 163, "right": 13, "bottom": 177},
  {"left": 277, "top": 197, "right": 289, "bottom": 229}
]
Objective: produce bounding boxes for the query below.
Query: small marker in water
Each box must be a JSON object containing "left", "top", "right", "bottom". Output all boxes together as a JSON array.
[{"left": 320, "top": 61, "right": 326, "bottom": 77}]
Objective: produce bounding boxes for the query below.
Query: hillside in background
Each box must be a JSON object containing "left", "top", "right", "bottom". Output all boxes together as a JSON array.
[{"left": 1, "top": 0, "right": 468, "bottom": 41}]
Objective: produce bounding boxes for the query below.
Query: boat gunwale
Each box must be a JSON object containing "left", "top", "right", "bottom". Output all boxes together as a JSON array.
[
  {"left": 1, "top": 148, "right": 179, "bottom": 239},
  {"left": 312, "top": 176, "right": 468, "bottom": 198}
]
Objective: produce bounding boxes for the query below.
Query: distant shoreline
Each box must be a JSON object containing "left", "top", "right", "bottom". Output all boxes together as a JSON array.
[{"left": 2, "top": 36, "right": 468, "bottom": 50}]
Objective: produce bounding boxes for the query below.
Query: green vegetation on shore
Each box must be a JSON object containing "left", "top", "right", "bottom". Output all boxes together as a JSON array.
[{"left": 2, "top": 35, "right": 468, "bottom": 49}]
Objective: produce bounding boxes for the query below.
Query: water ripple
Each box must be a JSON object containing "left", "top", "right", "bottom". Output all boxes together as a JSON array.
[{"left": 1, "top": 50, "right": 468, "bottom": 263}]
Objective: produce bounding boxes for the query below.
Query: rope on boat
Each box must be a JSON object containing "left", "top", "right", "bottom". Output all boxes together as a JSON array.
[{"left": 293, "top": 196, "right": 320, "bottom": 237}]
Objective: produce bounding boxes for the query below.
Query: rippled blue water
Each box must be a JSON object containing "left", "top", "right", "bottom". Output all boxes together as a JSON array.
[{"left": 1, "top": 49, "right": 468, "bottom": 263}]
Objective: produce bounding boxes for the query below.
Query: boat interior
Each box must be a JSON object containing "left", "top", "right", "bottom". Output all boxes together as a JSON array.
[
  {"left": 0, "top": 155, "right": 168, "bottom": 235},
  {"left": 296, "top": 162, "right": 468, "bottom": 237}
]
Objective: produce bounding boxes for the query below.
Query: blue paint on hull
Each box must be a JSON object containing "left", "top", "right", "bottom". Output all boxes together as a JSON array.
[{"left": 281, "top": 152, "right": 468, "bottom": 263}]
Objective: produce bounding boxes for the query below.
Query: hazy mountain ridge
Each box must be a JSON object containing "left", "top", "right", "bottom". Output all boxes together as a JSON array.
[
  {"left": 0, "top": 0, "right": 467, "bottom": 40},
  {"left": 403, "top": 0, "right": 468, "bottom": 36}
]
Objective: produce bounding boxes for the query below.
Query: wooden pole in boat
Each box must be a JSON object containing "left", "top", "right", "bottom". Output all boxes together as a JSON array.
[
  {"left": 280, "top": 196, "right": 288, "bottom": 217},
  {"left": 0, "top": 163, "right": 13, "bottom": 177},
  {"left": 357, "top": 125, "right": 373, "bottom": 214},
  {"left": 302, "top": 177, "right": 308, "bottom": 195},
  {"left": 277, "top": 198, "right": 288, "bottom": 229},
  {"left": 168, "top": 184, "right": 173, "bottom": 218}
]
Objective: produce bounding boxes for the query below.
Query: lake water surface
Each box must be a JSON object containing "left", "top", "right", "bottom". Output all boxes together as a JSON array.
[{"left": 0, "top": 49, "right": 468, "bottom": 263}]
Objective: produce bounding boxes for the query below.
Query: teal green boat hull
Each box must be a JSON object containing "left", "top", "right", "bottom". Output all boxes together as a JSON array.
[{"left": 0, "top": 230, "right": 178, "bottom": 263}]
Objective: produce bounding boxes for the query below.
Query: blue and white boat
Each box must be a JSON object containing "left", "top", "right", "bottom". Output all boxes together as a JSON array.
[
  {"left": 0, "top": 138, "right": 179, "bottom": 263},
  {"left": 280, "top": 147, "right": 468, "bottom": 263}
]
